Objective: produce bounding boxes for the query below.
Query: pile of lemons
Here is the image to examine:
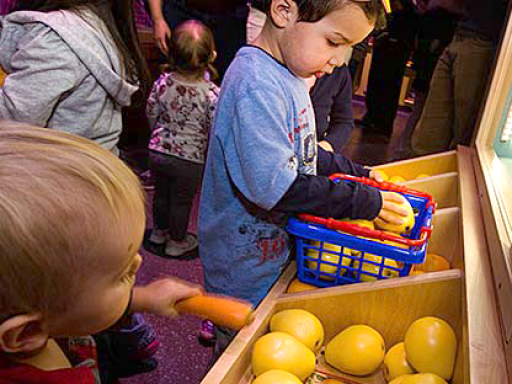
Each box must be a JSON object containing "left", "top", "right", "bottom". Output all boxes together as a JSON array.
[
  {"left": 251, "top": 310, "right": 457, "bottom": 384},
  {"left": 306, "top": 192, "right": 415, "bottom": 282},
  {"left": 372, "top": 170, "right": 432, "bottom": 184}
]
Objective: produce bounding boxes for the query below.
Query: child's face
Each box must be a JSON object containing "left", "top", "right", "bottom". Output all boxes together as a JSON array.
[
  {"left": 50, "top": 217, "right": 145, "bottom": 337},
  {"left": 278, "top": 3, "right": 374, "bottom": 78}
]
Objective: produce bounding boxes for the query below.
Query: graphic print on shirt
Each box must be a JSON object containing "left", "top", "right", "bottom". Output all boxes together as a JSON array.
[
  {"left": 234, "top": 213, "right": 290, "bottom": 267},
  {"left": 292, "top": 105, "right": 317, "bottom": 175}
]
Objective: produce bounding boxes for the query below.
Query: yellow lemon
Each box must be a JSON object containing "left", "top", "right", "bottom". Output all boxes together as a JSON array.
[
  {"left": 415, "top": 174, "right": 431, "bottom": 179},
  {"left": 401, "top": 373, "right": 448, "bottom": 384},
  {"left": 413, "top": 253, "right": 450, "bottom": 273},
  {"left": 286, "top": 278, "right": 318, "bottom": 294},
  {"left": 374, "top": 193, "right": 415, "bottom": 235},
  {"left": 325, "top": 325, "right": 385, "bottom": 376},
  {"left": 353, "top": 254, "right": 399, "bottom": 282},
  {"left": 252, "top": 332, "right": 316, "bottom": 380},
  {"left": 383, "top": 342, "right": 415, "bottom": 381},
  {"left": 270, "top": 309, "right": 324, "bottom": 354},
  {"left": 389, "top": 176, "right": 406, "bottom": 184},
  {"left": 252, "top": 370, "right": 303, "bottom": 384},
  {"left": 306, "top": 241, "right": 351, "bottom": 279},
  {"left": 404, "top": 317, "right": 457, "bottom": 380},
  {"left": 389, "top": 375, "right": 414, "bottom": 384}
]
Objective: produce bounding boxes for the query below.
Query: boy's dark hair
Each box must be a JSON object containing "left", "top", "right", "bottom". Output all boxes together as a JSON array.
[
  {"left": 252, "top": 0, "right": 386, "bottom": 30},
  {"left": 13, "top": 0, "right": 151, "bottom": 102},
  {"left": 168, "top": 20, "right": 218, "bottom": 80}
]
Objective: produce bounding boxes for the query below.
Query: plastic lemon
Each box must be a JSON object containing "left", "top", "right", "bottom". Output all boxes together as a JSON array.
[
  {"left": 252, "top": 370, "right": 303, "bottom": 384},
  {"left": 389, "top": 375, "right": 414, "bottom": 384},
  {"left": 306, "top": 241, "right": 351, "bottom": 279},
  {"left": 404, "top": 317, "right": 457, "bottom": 380},
  {"left": 270, "top": 309, "right": 325, "bottom": 353},
  {"left": 413, "top": 253, "right": 450, "bottom": 273},
  {"left": 252, "top": 332, "right": 316, "bottom": 380},
  {"left": 383, "top": 342, "right": 415, "bottom": 381},
  {"left": 389, "top": 175, "right": 406, "bottom": 184},
  {"left": 374, "top": 193, "right": 415, "bottom": 234},
  {"left": 401, "top": 373, "right": 448, "bottom": 384},
  {"left": 325, "top": 325, "right": 385, "bottom": 376},
  {"left": 339, "top": 219, "right": 375, "bottom": 230},
  {"left": 286, "top": 278, "right": 318, "bottom": 294},
  {"left": 353, "top": 254, "right": 399, "bottom": 282}
]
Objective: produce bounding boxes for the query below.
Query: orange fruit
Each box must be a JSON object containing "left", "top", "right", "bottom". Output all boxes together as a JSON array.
[
  {"left": 286, "top": 278, "right": 318, "bottom": 293},
  {"left": 409, "top": 270, "right": 425, "bottom": 276},
  {"left": 414, "top": 253, "right": 450, "bottom": 273}
]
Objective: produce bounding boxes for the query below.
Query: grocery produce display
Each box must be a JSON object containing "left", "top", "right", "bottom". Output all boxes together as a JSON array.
[
  {"left": 250, "top": 308, "right": 458, "bottom": 384},
  {"left": 202, "top": 150, "right": 507, "bottom": 384}
]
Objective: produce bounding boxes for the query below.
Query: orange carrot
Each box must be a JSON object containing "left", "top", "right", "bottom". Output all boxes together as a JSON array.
[{"left": 176, "top": 294, "right": 254, "bottom": 330}]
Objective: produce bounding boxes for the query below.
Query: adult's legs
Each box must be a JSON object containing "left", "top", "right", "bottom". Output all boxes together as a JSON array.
[
  {"left": 412, "top": 43, "right": 456, "bottom": 155},
  {"left": 363, "top": 11, "right": 417, "bottom": 137},
  {"left": 451, "top": 37, "right": 496, "bottom": 147}
]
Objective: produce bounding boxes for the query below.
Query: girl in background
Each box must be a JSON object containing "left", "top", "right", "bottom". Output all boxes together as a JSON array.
[
  {"left": 146, "top": 19, "right": 218, "bottom": 258},
  {"left": 0, "top": 0, "right": 150, "bottom": 153}
]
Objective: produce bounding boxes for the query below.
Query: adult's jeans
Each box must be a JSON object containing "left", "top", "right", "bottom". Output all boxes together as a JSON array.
[{"left": 412, "top": 33, "right": 496, "bottom": 155}]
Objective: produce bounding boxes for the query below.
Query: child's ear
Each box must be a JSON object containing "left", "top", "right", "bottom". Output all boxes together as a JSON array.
[
  {"left": 210, "top": 50, "right": 217, "bottom": 63},
  {"left": 0, "top": 314, "right": 49, "bottom": 354},
  {"left": 269, "top": 0, "right": 298, "bottom": 28}
]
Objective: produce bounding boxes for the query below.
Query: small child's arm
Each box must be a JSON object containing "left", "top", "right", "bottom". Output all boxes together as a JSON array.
[
  {"left": 131, "top": 277, "right": 203, "bottom": 318},
  {"left": 317, "top": 146, "right": 369, "bottom": 178},
  {"left": 145, "top": 79, "right": 162, "bottom": 129},
  {"left": 273, "top": 175, "right": 407, "bottom": 225},
  {"left": 273, "top": 173, "right": 381, "bottom": 220}
]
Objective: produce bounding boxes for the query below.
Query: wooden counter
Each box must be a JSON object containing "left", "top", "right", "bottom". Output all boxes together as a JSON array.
[{"left": 201, "top": 148, "right": 509, "bottom": 384}]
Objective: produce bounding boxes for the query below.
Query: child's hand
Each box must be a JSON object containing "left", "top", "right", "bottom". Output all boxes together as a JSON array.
[
  {"left": 318, "top": 140, "right": 334, "bottom": 152},
  {"left": 132, "top": 278, "right": 203, "bottom": 318},
  {"left": 369, "top": 169, "right": 385, "bottom": 182},
  {"left": 375, "top": 191, "right": 409, "bottom": 227}
]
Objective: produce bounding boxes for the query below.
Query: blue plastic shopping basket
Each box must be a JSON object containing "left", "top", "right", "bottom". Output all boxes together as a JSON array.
[{"left": 286, "top": 173, "right": 437, "bottom": 287}]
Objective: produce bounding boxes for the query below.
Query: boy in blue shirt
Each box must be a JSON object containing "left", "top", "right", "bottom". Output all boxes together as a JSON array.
[{"left": 199, "top": 0, "right": 408, "bottom": 353}]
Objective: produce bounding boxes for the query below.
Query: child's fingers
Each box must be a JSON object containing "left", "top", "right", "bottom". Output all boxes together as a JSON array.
[
  {"left": 382, "top": 191, "right": 406, "bottom": 204},
  {"left": 370, "top": 170, "right": 383, "bottom": 182},
  {"left": 377, "top": 210, "right": 404, "bottom": 226},
  {"left": 381, "top": 201, "right": 408, "bottom": 217}
]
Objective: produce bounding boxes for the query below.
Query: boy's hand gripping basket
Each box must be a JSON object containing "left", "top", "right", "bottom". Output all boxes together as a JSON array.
[{"left": 286, "top": 173, "right": 437, "bottom": 287}]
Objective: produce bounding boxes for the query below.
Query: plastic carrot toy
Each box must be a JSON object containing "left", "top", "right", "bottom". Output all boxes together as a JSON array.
[{"left": 176, "top": 294, "right": 254, "bottom": 330}]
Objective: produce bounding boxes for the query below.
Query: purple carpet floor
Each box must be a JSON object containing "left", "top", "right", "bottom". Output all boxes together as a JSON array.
[{"left": 121, "top": 192, "right": 212, "bottom": 384}]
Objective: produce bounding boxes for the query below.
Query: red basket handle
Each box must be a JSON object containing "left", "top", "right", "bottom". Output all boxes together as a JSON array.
[
  {"left": 296, "top": 173, "right": 436, "bottom": 247},
  {"left": 298, "top": 214, "right": 431, "bottom": 247},
  {"left": 328, "top": 173, "right": 437, "bottom": 212}
]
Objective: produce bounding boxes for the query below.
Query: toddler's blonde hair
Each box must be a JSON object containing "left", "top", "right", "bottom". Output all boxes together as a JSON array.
[{"left": 0, "top": 121, "right": 145, "bottom": 324}]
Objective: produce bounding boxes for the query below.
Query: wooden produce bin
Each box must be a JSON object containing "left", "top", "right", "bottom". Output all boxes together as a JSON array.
[{"left": 202, "top": 148, "right": 508, "bottom": 384}]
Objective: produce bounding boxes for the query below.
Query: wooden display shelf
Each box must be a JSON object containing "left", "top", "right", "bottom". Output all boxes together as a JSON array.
[
  {"left": 202, "top": 149, "right": 508, "bottom": 384},
  {"left": 373, "top": 151, "right": 458, "bottom": 181},
  {"left": 203, "top": 268, "right": 464, "bottom": 384},
  {"left": 402, "top": 173, "right": 459, "bottom": 210}
]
